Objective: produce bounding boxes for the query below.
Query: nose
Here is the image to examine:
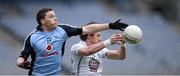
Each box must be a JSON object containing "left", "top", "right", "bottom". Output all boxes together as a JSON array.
[
  {"left": 55, "top": 17, "right": 58, "bottom": 21},
  {"left": 99, "top": 38, "right": 101, "bottom": 42}
]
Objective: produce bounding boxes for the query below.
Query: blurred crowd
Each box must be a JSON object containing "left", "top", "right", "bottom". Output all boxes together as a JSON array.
[{"left": 1, "top": 0, "right": 180, "bottom": 23}]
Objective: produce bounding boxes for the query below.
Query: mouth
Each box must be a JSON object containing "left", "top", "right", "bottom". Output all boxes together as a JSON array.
[{"left": 54, "top": 21, "right": 58, "bottom": 24}]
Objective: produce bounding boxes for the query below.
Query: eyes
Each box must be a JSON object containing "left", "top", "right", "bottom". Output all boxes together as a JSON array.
[
  {"left": 46, "top": 11, "right": 56, "bottom": 19},
  {"left": 97, "top": 34, "right": 100, "bottom": 37},
  {"left": 49, "top": 14, "right": 55, "bottom": 18},
  {"left": 90, "top": 33, "right": 100, "bottom": 38}
]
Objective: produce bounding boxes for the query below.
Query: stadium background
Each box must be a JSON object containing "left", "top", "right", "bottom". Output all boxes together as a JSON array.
[{"left": 0, "top": 0, "right": 180, "bottom": 75}]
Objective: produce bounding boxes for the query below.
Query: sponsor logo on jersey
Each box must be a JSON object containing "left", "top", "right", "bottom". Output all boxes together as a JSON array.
[
  {"left": 88, "top": 58, "right": 100, "bottom": 72},
  {"left": 42, "top": 44, "right": 59, "bottom": 57},
  {"left": 46, "top": 44, "right": 53, "bottom": 53}
]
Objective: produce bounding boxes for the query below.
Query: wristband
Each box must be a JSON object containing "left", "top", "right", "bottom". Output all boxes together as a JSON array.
[
  {"left": 103, "top": 39, "right": 111, "bottom": 47},
  {"left": 121, "top": 43, "right": 125, "bottom": 47}
]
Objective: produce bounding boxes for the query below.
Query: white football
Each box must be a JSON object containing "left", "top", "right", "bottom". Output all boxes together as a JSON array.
[{"left": 123, "top": 25, "right": 143, "bottom": 44}]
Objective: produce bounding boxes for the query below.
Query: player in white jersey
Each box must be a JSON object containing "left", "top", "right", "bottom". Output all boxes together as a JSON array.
[{"left": 71, "top": 22, "right": 126, "bottom": 76}]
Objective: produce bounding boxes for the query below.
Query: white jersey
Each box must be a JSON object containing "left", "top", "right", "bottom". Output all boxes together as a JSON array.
[{"left": 71, "top": 41, "right": 109, "bottom": 76}]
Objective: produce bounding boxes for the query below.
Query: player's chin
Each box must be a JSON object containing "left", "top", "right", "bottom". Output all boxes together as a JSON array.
[
  {"left": 54, "top": 22, "right": 58, "bottom": 26},
  {"left": 52, "top": 22, "right": 58, "bottom": 26},
  {"left": 54, "top": 20, "right": 58, "bottom": 24},
  {"left": 51, "top": 24, "right": 57, "bottom": 29}
]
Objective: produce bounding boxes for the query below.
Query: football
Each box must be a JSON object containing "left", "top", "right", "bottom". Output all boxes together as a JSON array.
[{"left": 123, "top": 25, "right": 143, "bottom": 44}]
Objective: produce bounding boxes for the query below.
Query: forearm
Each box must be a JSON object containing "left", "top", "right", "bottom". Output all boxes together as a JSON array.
[
  {"left": 88, "top": 42, "right": 106, "bottom": 55},
  {"left": 82, "top": 23, "right": 109, "bottom": 35},
  {"left": 118, "top": 45, "right": 126, "bottom": 60},
  {"left": 106, "top": 45, "right": 126, "bottom": 60},
  {"left": 79, "top": 42, "right": 106, "bottom": 56},
  {"left": 82, "top": 19, "right": 129, "bottom": 34}
]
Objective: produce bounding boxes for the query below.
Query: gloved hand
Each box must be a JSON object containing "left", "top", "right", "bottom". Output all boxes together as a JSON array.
[{"left": 109, "top": 19, "right": 129, "bottom": 31}]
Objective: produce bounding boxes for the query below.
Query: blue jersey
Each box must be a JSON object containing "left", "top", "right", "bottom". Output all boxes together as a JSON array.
[{"left": 20, "top": 24, "right": 82, "bottom": 75}]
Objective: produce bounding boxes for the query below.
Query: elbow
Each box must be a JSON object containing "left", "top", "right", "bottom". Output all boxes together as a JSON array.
[
  {"left": 118, "top": 56, "right": 126, "bottom": 60},
  {"left": 119, "top": 57, "right": 126, "bottom": 60}
]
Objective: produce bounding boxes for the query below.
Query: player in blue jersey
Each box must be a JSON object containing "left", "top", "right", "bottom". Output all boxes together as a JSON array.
[{"left": 16, "top": 8, "right": 129, "bottom": 75}]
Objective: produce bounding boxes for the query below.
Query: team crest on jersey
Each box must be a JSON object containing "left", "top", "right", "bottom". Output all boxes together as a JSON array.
[
  {"left": 88, "top": 58, "right": 100, "bottom": 72},
  {"left": 45, "top": 44, "right": 53, "bottom": 53},
  {"left": 42, "top": 44, "right": 59, "bottom": 57}
]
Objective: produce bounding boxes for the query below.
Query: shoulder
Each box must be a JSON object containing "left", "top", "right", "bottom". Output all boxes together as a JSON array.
[
  {"left": 57, "top": 24, "right": 82, "bottom": 37},
  {"left": 71, "top": 42, "right": 84, "bottom": 49},
  {"left": 22, "top": 30, "right": 37, "bottom": 49},
  {"left": 25, "top": 30, "right": 37, "bottom": 41},
  {"left": 71, "top": 41, "right": 85, "bottom": 51},
  {"left": 71, "top": 41, "right": 86, "bottom": 56},
  {"left": 29, "top": 30, "right": 43, "bottom": 39},
  {"left": 27, "top": 29, "right": 43, "bottom": 45},
  {"left": 57, "top": 24, "right": 78, "bottom": 29}
]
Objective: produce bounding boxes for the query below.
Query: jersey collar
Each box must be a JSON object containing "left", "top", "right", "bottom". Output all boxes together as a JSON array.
[{"left": 36, "top": 25, "right": 43, "bottom": 31}]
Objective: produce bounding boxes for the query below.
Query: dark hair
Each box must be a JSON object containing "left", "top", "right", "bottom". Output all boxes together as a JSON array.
[
  {"left": 80, "top": 22, "right": 97, "bottom": 41},
  {"left": 36, "top": 8, "right": 52, "bottom": 26}
]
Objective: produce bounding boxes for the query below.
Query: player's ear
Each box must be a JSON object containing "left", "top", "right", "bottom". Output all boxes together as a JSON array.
[{"left": 41, "top": 19, "right": 45, "bottom": 25}]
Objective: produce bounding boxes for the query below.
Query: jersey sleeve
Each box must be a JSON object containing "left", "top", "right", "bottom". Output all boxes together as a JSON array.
[
  {"left": 98, "top": 48, "right": 109, "bottom": 58},
  {"left": 71, "top": 43, "right": 84, "bottom": 55},
  {"left": 58, "top": 24, "right": 82, "bottom": 37},
  {"left": 19, "top": 35, "right": 33, "bottom": 60}
]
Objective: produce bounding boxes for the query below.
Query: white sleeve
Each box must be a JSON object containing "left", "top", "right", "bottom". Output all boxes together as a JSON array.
[
  {"left": 98, "top": 48, "right": 109, "bottom": 58},
  {"left": 71, "top": 44, "right": 84, "bottom": 55}
]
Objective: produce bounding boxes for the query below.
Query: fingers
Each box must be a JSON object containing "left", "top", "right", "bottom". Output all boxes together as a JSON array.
[
  {"left": 23, "top": 61, "right": 31, "bottom": 69},
  {"left": 115, "top": 19, "right": 121, "bottom": 23},
  {"left": 110, "top": 33, "right": 124, "bottom": 44},
  {"left": 20, "top": 61, "right": 31, "bottom": 69},
  {"left": 114, "top": 33, "right": 123, "bottom": 41},
  {"left": 17, "top": 57, "right": 25, "bottom": 67},
  {"left": 114, "top": 33, "right": 126, "bottom": 44},
  {"left": 17, "top": 57, "right": 31, "bottom": 69}
]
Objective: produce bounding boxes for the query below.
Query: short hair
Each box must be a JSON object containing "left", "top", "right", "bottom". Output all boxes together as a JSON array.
[
  {"left": 36, "top": 8, "right": 52, "bottom": 26},
  {"left": 80, "top": 22, "right": 97, "bottom": 41}
]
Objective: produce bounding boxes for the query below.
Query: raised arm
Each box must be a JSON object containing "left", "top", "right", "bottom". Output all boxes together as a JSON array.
[
  {"left": 105, "top": 33, "right": 126, "bottom": 60},
  {"left": 82, "top": 23, "right": 109, "bottom": 35},
  {"left": 82, "top": 19, "right": 129, "bottom": 35}
]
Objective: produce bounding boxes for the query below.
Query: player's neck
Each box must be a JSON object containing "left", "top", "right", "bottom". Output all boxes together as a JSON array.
[{"left": 41, "top": 25, "right": 56, "bottom": 32}]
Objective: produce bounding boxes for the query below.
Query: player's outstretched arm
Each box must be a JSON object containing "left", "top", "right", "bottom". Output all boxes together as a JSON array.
[{"left": 82, "top": 19, "right": 129, "bottom": 35}]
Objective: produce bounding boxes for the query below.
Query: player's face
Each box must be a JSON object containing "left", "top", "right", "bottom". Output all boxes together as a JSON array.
[
  {"left": 42, "top": 11, "right": 58, "bottom": 28},
  {"left": 89, "top": 32, "right": 101, "bottom": 44}
]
